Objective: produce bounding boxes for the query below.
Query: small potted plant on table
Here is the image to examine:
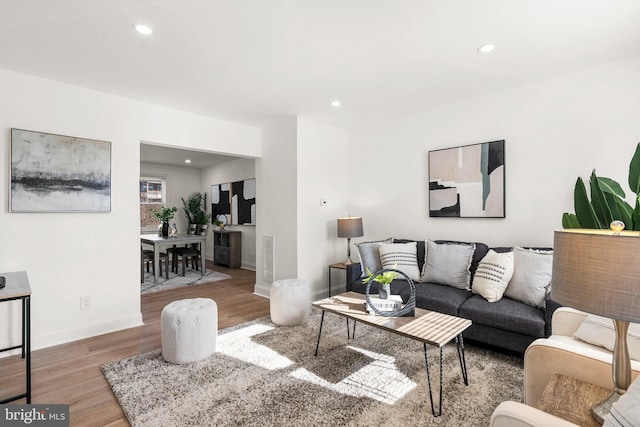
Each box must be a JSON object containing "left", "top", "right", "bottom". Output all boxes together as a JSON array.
[
  {"left": 153, "top": 206, "right": 177, "bottom": 238},
  {"left": 362, "top": 266, "right": 399, "bottom": 299}
]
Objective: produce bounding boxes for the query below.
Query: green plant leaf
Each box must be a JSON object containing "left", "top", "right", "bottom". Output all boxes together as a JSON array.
[
  {"left": 632, "top": 197, "right": 640, "bottom": 231},
  {"left": 574, "top": 177, "right": 603, "bottom": 229},
  {"left": 597, "top": 177, "right": 626, "bottom": 198},
  {"left": 561, "top": 213, "right": 581, "bottom": 229},
  {"left": 614, "top": 196, "right": 633, "bottom": 230},
  {"left": 628, "top": 143, "right": 640, "bottom": 194},
  {"left": 590, "top": 171, "right": 614, "bottom": 226}
]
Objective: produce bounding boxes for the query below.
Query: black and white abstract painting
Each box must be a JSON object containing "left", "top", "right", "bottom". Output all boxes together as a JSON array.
[
  {"left": 231, "top": 178, "right": 256, "bottom": 225},
  {"left": 428, "top": 140, "right": 505, "bottom": 218},
  {"left": 211, "top": 183, "right": 231, "bottom": 224},
  {"left": 10, "top": 129, "right": 111, "bottom": 212}
]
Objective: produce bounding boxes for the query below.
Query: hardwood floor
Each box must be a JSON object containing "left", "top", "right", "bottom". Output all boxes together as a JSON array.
[{"left": 0, "top": 262, "right": 269, "bottom": 426}]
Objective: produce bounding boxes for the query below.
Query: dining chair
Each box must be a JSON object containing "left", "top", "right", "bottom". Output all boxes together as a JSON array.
[{"left": 141, "top": 246, "right": 169, "bottom": 283}]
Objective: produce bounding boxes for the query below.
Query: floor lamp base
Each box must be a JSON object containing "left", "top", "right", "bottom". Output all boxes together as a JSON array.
[{"left": 591, "top": 390, "right": 621, "bottom": 424}]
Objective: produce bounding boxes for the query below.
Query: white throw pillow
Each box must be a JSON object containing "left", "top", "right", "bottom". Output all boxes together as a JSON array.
[
  {"left": 420, "top": 240, "right": 475, "bottom": 290},
  {"left": 356, "top": 238, "right": 393, "bottom": 277},
  {"left": 472, "top": 250, "right": 514, "bottom": 302},
  {"left": 573, "top": 315, "right": 640, "bottom": 362},
  {"left": 504, "top": 247, "right": 553, "bottom": 308},
  {"left": 604, "top": 375, "right": 640, "bottom": 427},
  {"left": 378, "top": 242, "right": 421, "bottom": 282}
]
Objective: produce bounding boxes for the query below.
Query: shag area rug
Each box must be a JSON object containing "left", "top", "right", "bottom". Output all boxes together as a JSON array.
[
  {"left": 141, "top": 268, "right": 230, "bottom": 294},
  {"left": 103, "top": 309, "right": 523, "bottom": 426}
]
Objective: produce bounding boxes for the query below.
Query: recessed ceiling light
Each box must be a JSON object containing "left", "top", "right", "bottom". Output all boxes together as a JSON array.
[
  {"left": 185, "top": 159, "right": 191, "bottom": 164},
  {"left": 134, "top": 24, "right": 153, "bottom": 35},
  {"left": 477, "top": 44, "right": 496, "bottom": 53},
  {"left": 330, "top": 100, "right": 341, "bottom": 107}
]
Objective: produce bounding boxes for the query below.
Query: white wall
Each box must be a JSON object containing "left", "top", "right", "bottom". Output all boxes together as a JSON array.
[
  {"left": 254, "top": 116, "right": 298, "bottom": 296},
  {"left": 0, "top": 68, "right": 260, "bottom": 352},
  {"left": 348, "top": 56, "right": 640, "bottom": 248},
  {"left": 297, "top": 118, "right": 350, "bottom": 297},
  {"left": 140, "top": 162, "right": 202, "bottom": 235},
  {"left": 201, "top": 157, "right": 257, "bottom": 269}
]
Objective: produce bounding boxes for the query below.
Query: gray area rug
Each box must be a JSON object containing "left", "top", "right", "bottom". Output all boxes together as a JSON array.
[
  {"left": 103, "top": 309, "right": 523, "bottom": 426},
  {"left": 141, "top": 268, "right": 231, "bottom": 294}
]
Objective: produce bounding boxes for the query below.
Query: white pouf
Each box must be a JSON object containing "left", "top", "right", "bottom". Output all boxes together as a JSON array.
[
  {"left": 161, "top": 298, "right": 218, "bottom": 364},
  {"left": 270, "top": 279, "right": 310, "bottom": 326}
]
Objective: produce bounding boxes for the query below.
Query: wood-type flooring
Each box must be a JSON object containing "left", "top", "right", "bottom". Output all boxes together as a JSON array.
[{"left": 0, "top": 262, "right": 269, "bottom": 426}]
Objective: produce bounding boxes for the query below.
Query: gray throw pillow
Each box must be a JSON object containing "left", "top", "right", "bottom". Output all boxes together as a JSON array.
[
  {"left": 421, "top": 240, "right": 475, "bottom": 290},
  {"left": 355, "top": 238, "right": 392, "bottom": 277},
  {"left": 503, "top": 247, "right": 553, "bottom": 308},
  {"left": 604, "top": 375, "right": 640, "bottom": 427}
]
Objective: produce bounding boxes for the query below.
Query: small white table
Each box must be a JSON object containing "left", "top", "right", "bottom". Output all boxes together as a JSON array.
[
  {"left": 0, "top": 271, "right": 32, "bottom": 404},
  {"left": 140, "top": 234, "right": 207, "bottom": 284}
]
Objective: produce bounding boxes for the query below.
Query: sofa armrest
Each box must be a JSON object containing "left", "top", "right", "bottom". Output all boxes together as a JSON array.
[
  {"left": 345, "top": 262, "right": 362, "bottom": 291},
  {"left": 491, "top": 402, "right": 578, "bottom": 427},
  {"left": 551, "top": 307, "right": 588, "bottom": 337}
]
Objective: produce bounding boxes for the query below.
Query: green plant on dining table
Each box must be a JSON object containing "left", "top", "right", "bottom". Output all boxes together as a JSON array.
[{"left": 152, "top": 206, "right": 177, "bottom": 223}]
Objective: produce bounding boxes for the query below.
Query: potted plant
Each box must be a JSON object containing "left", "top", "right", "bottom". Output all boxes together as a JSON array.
[
  {"left": 153, "top": 206, "right": 177, "bottom": 237},
  {"left": 362, "top": 266, "right": 399, "bottom": 299},
  {"left": 181, "top": 192, "right": 211, "bottom": 235},
  {"left": 213, "top": 217, "right": 225, "bottom": 230}
]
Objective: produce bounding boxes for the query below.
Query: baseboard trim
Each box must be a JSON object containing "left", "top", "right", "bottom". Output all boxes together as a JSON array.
[
  {"left": 0, "top": 313, "right": 144, "bottom": 358},
  {"left": 253, "top": 283, "right": 270, "bottom": 298}
]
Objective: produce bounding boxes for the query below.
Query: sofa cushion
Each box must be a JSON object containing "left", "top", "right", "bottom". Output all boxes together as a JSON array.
[
  {"left": 413, "top": 282, "right": 473, "bottom": 316},
  {"left": 379, "top": 242, "right": 421, "bottom": 282},
  {"left": 459, "top": 294, "right": 546, "bottom": 337},
  {"left": 472, "top": 249, "right": 514, "bottom": 302},
  {"left": 573, "top": 315, "right": 640, "bottom": 362},
  {"left": 504, "top": 247, "right": 553, "bottom": 309},
  {"left": 421, "top": 240, "right": 475, "bottom": 290},
  {"left": 355, "top": 238, "right": 392, "bottom": 277}
]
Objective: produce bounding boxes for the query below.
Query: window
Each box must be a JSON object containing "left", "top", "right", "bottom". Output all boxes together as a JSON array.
[{"left": 140, "top": 177, "right": 166, "bottom": 229}]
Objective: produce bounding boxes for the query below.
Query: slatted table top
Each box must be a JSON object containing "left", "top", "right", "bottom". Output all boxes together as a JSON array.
[{"left": 313, "top": 291, "right": 471, "bottom": 348}]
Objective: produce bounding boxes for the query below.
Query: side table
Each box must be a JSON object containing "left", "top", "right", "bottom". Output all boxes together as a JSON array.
[
  {"left": 0, "top": 271, "right": 32, "bottom": 404},
  {"left": 537, "top": 373, "right": 611, "bottom": 427},
  {"left": 327, "top": 262, "right": 347, "bottom": 297}
]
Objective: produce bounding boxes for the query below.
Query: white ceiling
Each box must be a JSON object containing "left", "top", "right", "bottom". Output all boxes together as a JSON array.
[{"left": 1, "top": 0, "right": 639, "bottom": 134}]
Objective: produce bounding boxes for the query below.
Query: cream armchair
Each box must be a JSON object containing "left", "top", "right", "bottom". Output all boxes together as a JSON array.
[{"left": 491, "top": 307, "right": 640, "bottom": 427}]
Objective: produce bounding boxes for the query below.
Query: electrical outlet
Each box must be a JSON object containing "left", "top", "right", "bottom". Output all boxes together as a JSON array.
[{"left": 80, "top": 296, "right": 93, "bottom": 311}]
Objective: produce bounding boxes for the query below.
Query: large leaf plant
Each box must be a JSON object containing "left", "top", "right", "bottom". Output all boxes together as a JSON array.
[{"left": 562, "top": 143, "right": 640, "bottom": 230}]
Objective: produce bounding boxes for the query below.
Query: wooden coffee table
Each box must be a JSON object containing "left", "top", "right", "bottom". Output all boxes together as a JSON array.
[{"left": 312, "top": 291, "right": 472, "bottom": 416}]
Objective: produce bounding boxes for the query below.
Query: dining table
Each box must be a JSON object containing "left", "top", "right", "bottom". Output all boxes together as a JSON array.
[{"left": 140, "top": 234, "right": 207, "bottom": 284}]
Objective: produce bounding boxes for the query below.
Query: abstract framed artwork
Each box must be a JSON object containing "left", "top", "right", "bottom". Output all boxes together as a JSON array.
[
  {"left": 211, "top": 178, "right": 256, "bottom": 225},
  {"left": 211, "top": 183, "right": 231, "bottom": 225},
  {"left": 428, "top": 140, "right": 505, "bottom": 218},
  {"left": 10, "top": 128, "right": 111, "bottom": 212}
]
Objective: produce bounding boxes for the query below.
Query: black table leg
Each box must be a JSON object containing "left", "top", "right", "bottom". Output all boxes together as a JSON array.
[
  {"left": 423, "top": 343, "right": 443, "bottom": 417},
  {"left": 25, "top": 295, "right": 31, "bottom": 403},
  {"left": 455, "top": 335, "right": 468, "bottom": 386},
  {"left": 314, "top": 310, "right": 326, "bottom": 356}
]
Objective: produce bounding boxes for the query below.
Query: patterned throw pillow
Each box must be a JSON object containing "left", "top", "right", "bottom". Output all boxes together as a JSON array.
[
  {"left": 378, "top": 242, "right": 420, "bottom": 282},
  {"left": 604, "top": 375, "right": 640, "bottom": 427},
  {"left": 472, "top": 250, "right": 514, "bottom": 302}
]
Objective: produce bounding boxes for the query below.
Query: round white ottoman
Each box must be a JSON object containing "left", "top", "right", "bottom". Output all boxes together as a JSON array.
[
  {"left": 270, "top": 279, "right": 310, "bottom": 326},
  {"left": 161, "top": 298, "right": 218, "bottom": 364}
]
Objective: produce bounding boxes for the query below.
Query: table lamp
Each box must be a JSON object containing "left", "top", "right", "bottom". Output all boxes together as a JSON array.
[
  {"left": 337, "top": 216, "right": 363, "bottom": 264},
  {"left": 551, "top": 225, "right": 640, "bottom": 423}
]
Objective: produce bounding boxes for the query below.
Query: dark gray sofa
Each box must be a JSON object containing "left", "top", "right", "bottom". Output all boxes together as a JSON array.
[{"left": 346, "top": 239, "right": 561, "bottom": 354}]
